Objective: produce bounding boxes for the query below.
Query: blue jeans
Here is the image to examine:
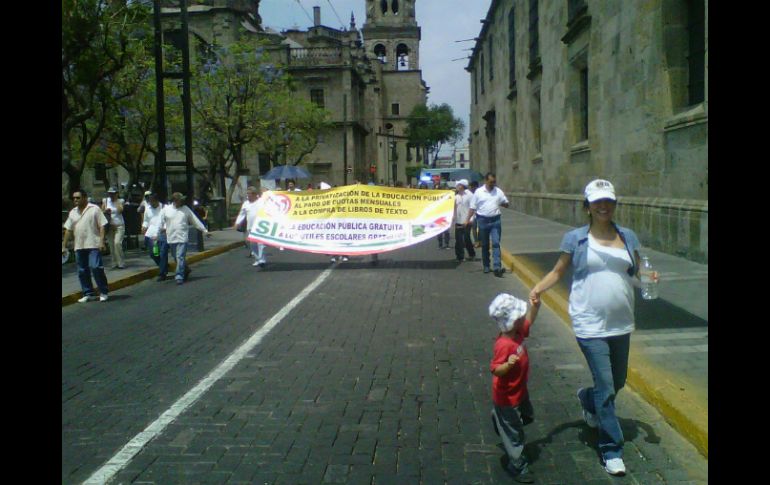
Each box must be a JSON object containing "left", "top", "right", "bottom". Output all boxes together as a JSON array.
[
  {"left": 75, "top": 248, "right": 109, "bottom": 296},
  {"left": 477, "top": 215, "right": 502, "bottom": 270},
  {"left": 168, "top": 242, "right": 189, "bottom": 281},
  {"left": 576, "top": 333, "right": 631, "bottom": 460},
  {"left": 146, "top": 234, "right": 169, "bottom": 277}
]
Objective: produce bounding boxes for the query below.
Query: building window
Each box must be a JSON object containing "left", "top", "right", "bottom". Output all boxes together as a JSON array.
[
  {"left": 460, "top": 153, "right": 465, "bottom": 161},
  {"left": 391, "top": 103, "right": 400, "bottom": 116},
  {"left": 568, "top": 0, "right": 587, "bottom": 25},
  {"left": 310, "top": 89, "right": 325, "bottom": 108},
  {"left": 392, "top": 0, "right": 399, "bottom": 15},
  {"left": 528, "top": 0, "right": 540, "bottom": 67},
  {"left": 94, "top": 163, "right": 107, "bottom": 182},
  {"left": 480, "top": 53, "right": 485, "bottom": 94},
  {"left": 380, "top": 0, "right": 388, "bottom": 15},
  {"left": 531, "top": 90, "right": 542, "bottom": 153},
  {"left": 489, "top": 35, "right": 494, "bottom": 81},
  {"left": 579, "top": 68, "right": 588, "bottom": 140},
  {"left": 473, "top": 69, "right": 478, "bottom": 104},
  {"left": 396, "top": 44, "right": 410, "bottom": 70},
  {"left": 374, "top": 44, "right": 387, "bottom": 64},
  {"left": 508, "top": 6, "right": 516, "bottom": 89},
  {"left": 687, "top": 0, "right": 705, "bottom": 105}
]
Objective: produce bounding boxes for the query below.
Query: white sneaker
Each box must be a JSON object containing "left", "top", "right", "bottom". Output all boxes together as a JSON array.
[
  {"left": 252, "top": 260, "right": 260, "bottom": 266},
  {"left": 279, "top": 246, "right": 285, "bottom": 251},
  {"left": 330, "top": 257, "right": 337, "bottom": 262},
  {"left": 99, "top": 295, "right": 109, "bottom": 302},
  {"left": 604, "top": 457, "right": 626, "bottom": 476},
  {"left": 341, "top": 256, "right": 349, "bottom": 262},
  {"left": 577, "top": 388, "right": 598, "bottom": 428},
  {"left": 77, "top": 295, "right": 97, "bottom": 303}
]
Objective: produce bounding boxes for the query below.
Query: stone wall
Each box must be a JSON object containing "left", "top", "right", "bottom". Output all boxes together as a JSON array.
[
  {"left": 509, "top": 192, "right": 708, "bottom": 263},
  {"left": 467, "top": 0, "right": 707, "bottom": 262}
]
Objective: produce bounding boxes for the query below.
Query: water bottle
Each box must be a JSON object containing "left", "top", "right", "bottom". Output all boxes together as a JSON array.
[
  {"left": 640, "top": 256, "right": 659, "bottom": 300},
  {"left": 152, "top": 241, "right": 160, "bottom": 257}
]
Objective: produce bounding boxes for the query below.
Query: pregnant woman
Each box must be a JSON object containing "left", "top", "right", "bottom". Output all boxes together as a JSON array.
[{"left": 529, "top": 179, "right": 657, "bottom": 476}]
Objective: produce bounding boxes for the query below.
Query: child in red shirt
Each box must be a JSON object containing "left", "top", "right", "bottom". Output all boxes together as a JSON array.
[{"left": 489, "top": 293, "right": 541, "bottom": 483}]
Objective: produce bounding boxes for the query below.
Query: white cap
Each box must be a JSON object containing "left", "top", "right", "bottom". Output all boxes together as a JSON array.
[
  {"left": 456, "top": 179, "right": 469, "bottom": 188},
  {"left": 584, "top": 179, "right": 616, "bottom": 202},
  {"left": 319, "top": 182, "right": 331, "bottom": 190},
  {"left": 488, "top": 293, "right": 528, "bottom": 333},
  {"left": 107, "top": 187, "right": 118, "bottom": 193},
  {"left": 144, "top": 190, "right": 152, "bottom": 196}
]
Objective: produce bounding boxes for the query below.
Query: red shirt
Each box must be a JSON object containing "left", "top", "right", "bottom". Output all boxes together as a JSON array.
[{"left": 490, "top": 319, "right": 531, "bottom": 407}]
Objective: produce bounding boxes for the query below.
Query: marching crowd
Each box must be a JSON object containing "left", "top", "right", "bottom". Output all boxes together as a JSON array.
[{"left": 63, "top": 175, "right": 658, "bottom": 482}]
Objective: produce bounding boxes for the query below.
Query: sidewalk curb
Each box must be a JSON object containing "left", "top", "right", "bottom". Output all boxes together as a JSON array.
[
  {"left": 500, "top": 249, "right": 708, "bottom": 459},
  {"left": 62, "top": 241, "right": 244, "bottom": 307}
]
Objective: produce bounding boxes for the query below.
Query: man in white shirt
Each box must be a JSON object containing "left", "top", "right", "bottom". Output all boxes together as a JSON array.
[
  {"left": 453, "top": 179, "right": 476, "bottom": 262},
  {"left": 102, "top": 187, "right": 126, "bottom": 269},
  {"left": 235, "top": 186, "right": 267, "bottom": 267},
  {"left": 466, "top": 173, "right": 510, "bottom": 277},
  {"left": 159, "top": 192, "right": 212, "bottom": 285},
  {"left": 141, "top": 193, "right": 168, "bottom": 281},
  {"left": 62, "top": 189, "right": 110, "bottom": 302}
]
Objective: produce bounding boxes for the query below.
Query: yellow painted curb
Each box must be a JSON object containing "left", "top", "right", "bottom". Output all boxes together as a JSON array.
[
  {"left": 62, "top": 241, "right": 243, "bottom": 307},
  {"left": 500, "top": 248, "right": 708, "bottom": 458}
]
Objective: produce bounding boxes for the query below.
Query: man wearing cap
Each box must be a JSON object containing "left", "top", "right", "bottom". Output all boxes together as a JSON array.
[
  {"left": 102, "top": 187, "right": 126, "bottom": 269},
  {"left": 159, "top": 192, "right": 212, "bottom": 285},
  {"left": 453, "top": 179, "right": 476, "bottom": 262},
  {"left": 465, "top": 173, "right": 510, "bottom": 277},
  {"left": 142, "top": 193, "right": 169, "bottom": 281},
  {"left": 62, "top": 189, "right": 110, "bottom": 302}
]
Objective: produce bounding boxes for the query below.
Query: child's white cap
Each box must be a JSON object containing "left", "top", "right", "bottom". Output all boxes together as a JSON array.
[{"left": 488, "top": 293, "right": 528, "bottom": 332}]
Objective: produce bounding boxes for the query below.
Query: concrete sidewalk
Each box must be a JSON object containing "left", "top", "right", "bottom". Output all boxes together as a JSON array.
[
  {"left": 496, "top": 208, "right": 708, "bottom": 458},
  {"left": 61, "top": 228, "right": 247, "bottom": 306}
]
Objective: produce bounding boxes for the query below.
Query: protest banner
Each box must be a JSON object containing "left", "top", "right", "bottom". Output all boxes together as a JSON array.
[{"left": 247, "top": 185, "right": 455, "bottom": 255}]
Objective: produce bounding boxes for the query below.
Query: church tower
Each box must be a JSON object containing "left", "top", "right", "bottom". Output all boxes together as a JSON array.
[{"left": 362, "top": 0, "right": 420, "bottom": 71}]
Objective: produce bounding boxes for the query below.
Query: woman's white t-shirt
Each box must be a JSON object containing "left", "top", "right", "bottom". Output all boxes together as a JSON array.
[{"left": 569, "top": 234, "right": 635, "bottom": 338}]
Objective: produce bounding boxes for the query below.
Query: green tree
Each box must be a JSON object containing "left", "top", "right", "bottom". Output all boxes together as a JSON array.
[
  {"left": 405, "top": 103, "right": 465, "bottom": 166},
  {"left": 191, "top": 41, "right": 330, "bottom": 207},
  {"left": 258, "top": 90, "right": 331, "bottom": 167},
  {"left": 62, "top": 0, "right": 151, "bottom": 196},
  {"left": 93, "top": 47, "right": 181, "bottom": 192}
]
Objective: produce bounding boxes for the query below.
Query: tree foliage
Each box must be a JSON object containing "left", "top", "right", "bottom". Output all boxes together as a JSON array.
[
  {"left": 62, "top": 0, "right": 151, "bottom": 195},
  {"left": 405, "top": 103, "right": 465, "bottom": 165},
  {"left": 190, "top": 40, "right": 330, "bottom": 206}
]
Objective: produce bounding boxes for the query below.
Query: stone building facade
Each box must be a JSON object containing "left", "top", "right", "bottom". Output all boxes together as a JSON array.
[{"left": 467, "top": 0, "right": 707, "bottom": 263}]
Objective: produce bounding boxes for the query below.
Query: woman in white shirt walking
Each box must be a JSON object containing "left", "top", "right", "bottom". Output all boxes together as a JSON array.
[{"left": 529, "top": 179, "right": 658, "bottom": 477}]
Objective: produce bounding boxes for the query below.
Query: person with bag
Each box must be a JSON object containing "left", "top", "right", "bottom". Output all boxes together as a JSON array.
[
  {"left": 102, "top": 187, "right": 126, "bottom": 269},
  {"left": 62, "top": 189, "right": 110, "bottom": 302}
]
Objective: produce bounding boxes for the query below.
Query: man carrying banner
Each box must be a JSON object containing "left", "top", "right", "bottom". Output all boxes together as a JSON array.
[
  {"left": 235, "top": 186, "right": 267, "bottom": 268},
  {"left": 465, "top": 173, "right": 510, "bottom": 277}
]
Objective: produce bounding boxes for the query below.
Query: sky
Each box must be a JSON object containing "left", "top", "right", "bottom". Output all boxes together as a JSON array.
[{"left": 258, "top": 0, "right": 493, "bottom": 154}]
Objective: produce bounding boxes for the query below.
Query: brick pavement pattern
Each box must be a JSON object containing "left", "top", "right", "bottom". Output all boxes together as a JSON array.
[{"left": 62, "top": 239, "right": 707, "bottom": 484}]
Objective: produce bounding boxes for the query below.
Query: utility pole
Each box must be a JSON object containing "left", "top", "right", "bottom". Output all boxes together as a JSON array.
[
  {"left": 152, "top": 0, "right": 167, "bottom": 203},
  {"left": 343, "top": 94, "right": 348, "bottom": 185}
]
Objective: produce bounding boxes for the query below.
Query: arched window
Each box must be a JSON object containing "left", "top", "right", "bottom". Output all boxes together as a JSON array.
[
  {"left": 396, "top": 43, "right": 410, "bottom": 70},
  {"left": 374, "top": 44, "right": 387, "bottom": 64},
  {"left": 380, "top": 0, "right": 388, "bottom": 15},
  {"left": 392, "top": 0, "right": 400, "bottom": 15}
]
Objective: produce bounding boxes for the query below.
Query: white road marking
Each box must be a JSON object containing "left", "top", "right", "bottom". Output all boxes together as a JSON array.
[{"left": 82, "top": 268, "right": 334, "bottom": 485}]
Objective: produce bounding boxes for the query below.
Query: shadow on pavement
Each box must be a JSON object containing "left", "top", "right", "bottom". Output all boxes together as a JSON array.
[{"left": 520, "top": 417, "right": 661, "bottom": 465}]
